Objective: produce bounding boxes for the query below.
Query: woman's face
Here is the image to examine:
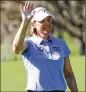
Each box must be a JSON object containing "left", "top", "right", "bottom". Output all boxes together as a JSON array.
[{"left": 34, "top": 16, "right": 52, "bottom": 39}]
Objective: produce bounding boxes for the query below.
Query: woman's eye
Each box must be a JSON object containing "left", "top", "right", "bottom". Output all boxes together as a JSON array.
[{"left": 48, "top": 18, "right": 52, "bottom": 21}]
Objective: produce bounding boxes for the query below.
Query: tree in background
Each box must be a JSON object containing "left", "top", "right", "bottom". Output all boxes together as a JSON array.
[
  {"left": 46, "top": 1, "right": 85, "bottom": 55},
  {"left": 1, "top": 1, "right": 85, "bottom": 61}
]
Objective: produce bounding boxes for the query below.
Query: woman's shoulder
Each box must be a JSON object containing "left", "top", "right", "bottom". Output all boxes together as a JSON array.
[{"left": 53, "top": 37, "right": 66, "bottom": 45}]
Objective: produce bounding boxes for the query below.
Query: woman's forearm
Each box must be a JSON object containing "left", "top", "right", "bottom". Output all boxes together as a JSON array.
[
  {"left": 13, "top": 18, "right": 29, "bottom": 54},
  {"left": 65, "top": 72, "right": 78, "bottom": 92}
]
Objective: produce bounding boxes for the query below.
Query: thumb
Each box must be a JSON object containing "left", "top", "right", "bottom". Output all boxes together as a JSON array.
[{"left": 20, "top": 4, "right": 23, "bottom": 12}]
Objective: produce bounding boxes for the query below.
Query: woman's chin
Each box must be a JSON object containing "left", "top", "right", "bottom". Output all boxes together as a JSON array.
[{"left": 43, "top": 32, "right": 50, "bottom": 36}]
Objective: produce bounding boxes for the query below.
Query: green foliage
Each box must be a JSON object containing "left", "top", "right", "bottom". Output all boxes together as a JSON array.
[
  {"left": 9, "top": 53, "right": 22, "bottom": 61},
  {"left": 1, "top": 44, "right": 21, "bottom": 62},
  {"left": 63, "top": 32, "right": 80, "bottom": 56}
]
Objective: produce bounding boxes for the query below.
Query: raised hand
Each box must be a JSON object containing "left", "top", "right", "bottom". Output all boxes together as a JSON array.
[{"left": 20, "top": 1, "right": 33, "bottom": 21}]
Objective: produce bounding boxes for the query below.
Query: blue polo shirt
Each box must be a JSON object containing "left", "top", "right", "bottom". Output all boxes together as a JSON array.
[{"left": 21, "top": 34, "right": 71, "bottom": 91}]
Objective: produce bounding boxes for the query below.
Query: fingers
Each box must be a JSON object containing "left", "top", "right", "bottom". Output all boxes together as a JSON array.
[
  {"left": 20, "top": 4, "right": 23, "bottom": 13},
  {"left": 24, "top": 1, "right": 28, "bottom": 10},
  {"left": 20, "top": 1, "right": 33, "bottom": 11},
  {"left": 20, "top": 1, "right": 33, "bottom": 20},
  {"left": 27, "top": 2, "right": 33, "bottom": 11}
]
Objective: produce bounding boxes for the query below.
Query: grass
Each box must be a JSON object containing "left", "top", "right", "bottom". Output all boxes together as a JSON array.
[{"left": 1, "top": 56, "right": 85, "bottom": 92}]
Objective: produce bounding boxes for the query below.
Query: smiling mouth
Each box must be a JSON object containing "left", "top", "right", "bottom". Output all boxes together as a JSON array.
[
  {"left": 43, "top": 28, "right": 48, "bottom": 29},
  {"left": 42, "top": 29, "right": 50, "bottom": 34}
]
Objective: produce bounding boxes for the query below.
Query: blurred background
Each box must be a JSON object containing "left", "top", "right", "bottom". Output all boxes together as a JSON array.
[
  {"left": 1, "top": 1, "right": 85, "bottom": 92},
  {"left": 1, "top": 0, "right": 85, "bottom": 61}
]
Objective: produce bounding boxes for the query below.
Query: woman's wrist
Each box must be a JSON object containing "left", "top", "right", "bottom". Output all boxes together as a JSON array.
[{"left": 22, "top": 17, "right": 30, "bottom": 23}]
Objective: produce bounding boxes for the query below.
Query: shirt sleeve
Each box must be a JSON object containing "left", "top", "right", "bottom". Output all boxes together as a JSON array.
[{"left": 64, "top": 41, "right": 71, "bottom": 58}]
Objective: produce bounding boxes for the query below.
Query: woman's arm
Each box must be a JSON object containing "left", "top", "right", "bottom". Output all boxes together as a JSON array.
[
  {"left": 13, "top": 18, "right": 29, "bottom": 54},
  {"left": 63, "top": 57, "right": 78, "bottom": 92},
  {"left": 13, "top": 1, "right": 33, "bottom": 54}
]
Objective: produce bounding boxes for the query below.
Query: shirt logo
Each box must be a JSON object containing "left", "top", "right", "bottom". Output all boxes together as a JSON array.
[
  {"left": 52, "top": 47, "right": 61, "bottom": 60},
  {"left": 53, "top": 47, "right": 60, "bottom": 52}
]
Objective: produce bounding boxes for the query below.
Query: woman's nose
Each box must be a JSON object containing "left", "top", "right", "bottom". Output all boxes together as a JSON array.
[{"left": 44, "top": 20, "right": 49, "bottom": 25}]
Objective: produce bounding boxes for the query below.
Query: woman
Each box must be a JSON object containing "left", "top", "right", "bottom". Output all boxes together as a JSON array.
[{"left": 13, "top": 1, "right": 78, "bottom": 92}]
